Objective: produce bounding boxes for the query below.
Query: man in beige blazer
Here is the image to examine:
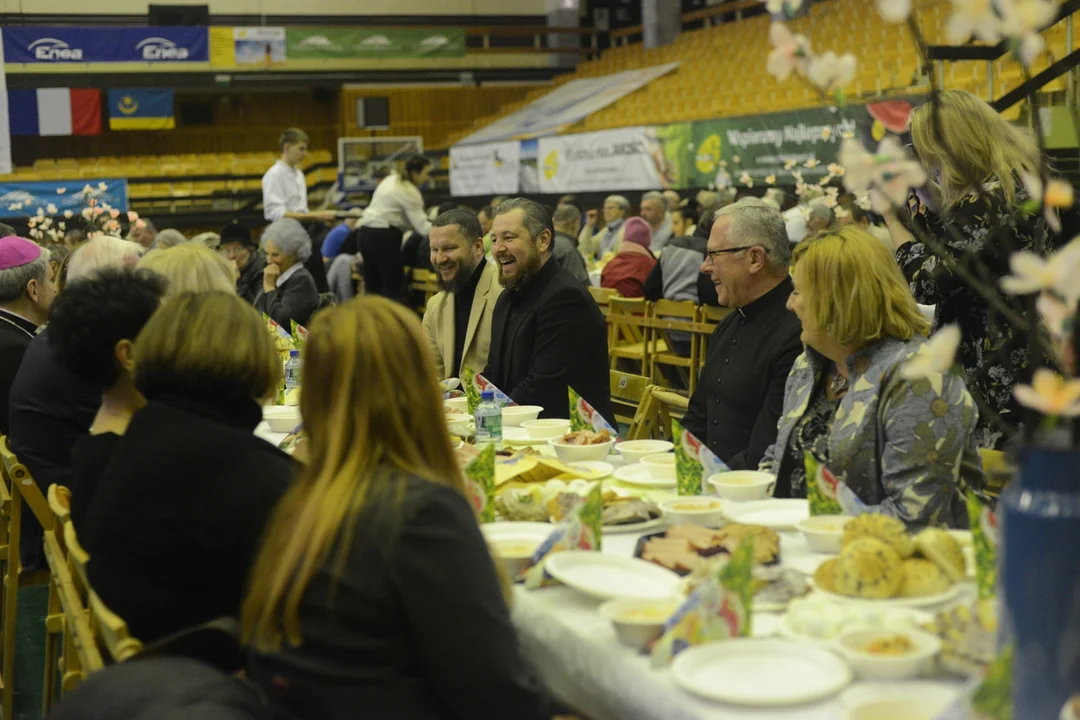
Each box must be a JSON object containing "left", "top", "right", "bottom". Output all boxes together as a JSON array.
[{"left": 422, "top": 209, "right": 503, "bottom": 381}]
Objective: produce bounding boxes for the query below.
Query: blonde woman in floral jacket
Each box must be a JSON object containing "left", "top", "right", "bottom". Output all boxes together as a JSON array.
[{"left": 760, "top": 226, "right": 982, "bottom": 529}]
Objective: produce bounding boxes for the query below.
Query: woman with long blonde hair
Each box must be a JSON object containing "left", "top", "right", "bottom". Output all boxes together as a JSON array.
[
  {"left": 888, "top": 89, "right": 1049, "bottom": 449},
  {"left": 761, "top": 227, "right": 979, "bottom": 528},
  {"left": 242, "top": 296, "right": 553, "bottom": 720}
]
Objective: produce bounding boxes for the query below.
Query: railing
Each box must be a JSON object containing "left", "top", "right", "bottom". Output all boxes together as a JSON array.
[{"left": 610, "top": 0, "right": 763, "bottom": 47}]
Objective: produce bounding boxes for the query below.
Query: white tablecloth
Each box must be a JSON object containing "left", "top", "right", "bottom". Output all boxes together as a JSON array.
[{"left": 509, "top": 475, "right": 970, "bottom": 719}]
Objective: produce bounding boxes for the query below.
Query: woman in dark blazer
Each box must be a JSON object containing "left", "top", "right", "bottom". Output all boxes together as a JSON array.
[
  {"left": 79, "top": 292, "right": 296, "bottom": 645},
  {"left": 255, "top": 218, "right": 318, "bottom": 328}
]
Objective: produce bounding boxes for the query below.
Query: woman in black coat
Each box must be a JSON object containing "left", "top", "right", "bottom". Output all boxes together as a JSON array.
[
  {"left": 79, "top": 291, "right": 297, "bottom": 645},
  {"left": 255, "top": 218, "right": 318, "bottom": 328}
]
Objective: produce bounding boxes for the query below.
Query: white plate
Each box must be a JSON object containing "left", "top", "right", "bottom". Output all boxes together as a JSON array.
[
  {"left": 604, "top": 516, "right": 667, "bottom": 535},
  {"left": 724, "top": 499, "right": 809, "bottom": 530},
  {"left": 671, "top": 638, "right": 852, "bottom": 706},
  {"left": 613, "top": 463, "right": 676, "bottom": 488},
  {"left": 568, "top": 461, "right": 615, "bottom": 478},
  {"left": 840, "top": 682, "right": 960, "bottom": 719},
  {"left": 544, "top": 551, "right": 681, "bottom": 600},
  {"left": 751, "top": 613, "right": 784, "bottom": 638},
  {"left": 812, "top": 583, "right": 961, "bottom": 609},
  {"left": 480, "top": 522, "right": 553, "bottom": 546},
  {"left": 778, "top": 606, "right": 934, "bottom": 645},
  {"left": 503, "top": 427, "right": 536, "bottom": 446}
]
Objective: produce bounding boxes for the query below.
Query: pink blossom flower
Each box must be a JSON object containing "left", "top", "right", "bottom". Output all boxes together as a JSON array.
[
  {"left": 127, "top": 211, "right": 139, "bottom": 222},
  {"left": 109, "top": 208, "right": 120, "bottom": 219},
  {"left": 766, "top": 23, "right": 811, "bottom": 82},
  {"left": 93, "top": 206, "right": 105, "bottom": 217}
]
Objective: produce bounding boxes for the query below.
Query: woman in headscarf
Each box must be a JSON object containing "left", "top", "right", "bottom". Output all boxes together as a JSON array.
[{"left": 600, "top": 216, "right": 656, "bottom": 298}]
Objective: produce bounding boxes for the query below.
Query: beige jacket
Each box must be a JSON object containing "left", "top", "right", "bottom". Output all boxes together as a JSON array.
[{"left": 422, "top": 260, "right": 503, "bottom": 381}]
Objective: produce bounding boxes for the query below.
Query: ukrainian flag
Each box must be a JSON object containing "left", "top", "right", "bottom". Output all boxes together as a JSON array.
[{"left": 108, "top": 89, "right": 175, "bottom": 131}]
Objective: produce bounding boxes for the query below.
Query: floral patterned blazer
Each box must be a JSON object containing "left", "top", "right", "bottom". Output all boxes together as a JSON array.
[{"left": 760, "top": 337, "right": 982, "bottom": 529}]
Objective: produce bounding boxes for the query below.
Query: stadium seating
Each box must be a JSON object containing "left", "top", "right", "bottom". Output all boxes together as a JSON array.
[{"left": 446, "top": 0, "right": 1079, "bottom": 146}]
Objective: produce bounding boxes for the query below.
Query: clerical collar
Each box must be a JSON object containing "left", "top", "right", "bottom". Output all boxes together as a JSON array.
[
  {"left": 0, "top": 307, "right": 39, "bottom": 338},
  {"left": 736, "top": 275, "right": 793, "bottom": 320}
]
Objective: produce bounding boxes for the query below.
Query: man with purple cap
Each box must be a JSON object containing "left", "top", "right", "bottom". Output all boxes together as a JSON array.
[{"left": 0, "top": 236, "right": 55, "bottom": 436}]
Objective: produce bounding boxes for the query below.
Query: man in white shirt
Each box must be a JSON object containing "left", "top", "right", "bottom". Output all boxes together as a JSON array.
[{"left": 261, "top": 128, "right": 336, "bottom": 223}]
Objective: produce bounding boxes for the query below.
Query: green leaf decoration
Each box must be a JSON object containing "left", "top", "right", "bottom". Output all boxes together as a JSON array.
[
  {"left": 464, "top": 445, "right": 496, "bottom": 523},
  {"left": 461, "top": 365, "right": 483, "bottom": 415},
  {"left": 805, "top": 452, "right": 843, "bottom": 516},
  {"left": 972, "top": 643, "right": 1012, "bottom": 720},
  {"left": 968, "top": 491, "right": 997, "bottom": 599},
  {"left": 672, "top": 419, "right": 703, "bottom": 496}
]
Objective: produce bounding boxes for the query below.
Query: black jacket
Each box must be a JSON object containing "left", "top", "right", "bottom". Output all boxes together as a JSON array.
[
  {"left": 80, "top": 395, "right": 295, "bottom": 644},
  {"left": 483, "top": 258, "right": 615, "bottom": 426},
  {"left": 236, "top": 250, "right": 267, "bottom": 306},
  {"left": 0, "top": 309, "right": 38, "bottom": 436},
  {"left": 642, "top": 235, "right": 720, "bottom": 307},
  {"left": 248, "top": 472, "right": 554, "bottom": 720},
  {"left": 255, "top": 266, "right": 318, "bottom": 329},
  {"left": 682, "top": 277, "right": 802, "bottom": 470}
]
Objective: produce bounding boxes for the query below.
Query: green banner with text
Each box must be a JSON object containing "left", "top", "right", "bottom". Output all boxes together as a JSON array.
[
  {"left": 286, "top": 28, "right": 466, "bottom": 59},
  {"left": 689, "top": 106, "right": 863, "bottom": 188}
]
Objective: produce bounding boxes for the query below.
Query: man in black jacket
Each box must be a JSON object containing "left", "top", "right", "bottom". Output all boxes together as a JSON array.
[
  {"left": 483, "top": 199, "right": 615, "bottom": 426},
  {"left": 681, "top": 198, "right": 802, "bottom": 473}
]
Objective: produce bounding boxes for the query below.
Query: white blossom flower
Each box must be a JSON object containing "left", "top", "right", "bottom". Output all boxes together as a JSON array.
[
  {"left": 81, "top": 207, "right": 93, "bottom": 220},
  {"left": 827, "top": 163, "right": 845, "bottom": 177},
  {"left": 766, "top": 22, "right": 812, "bottom": 81},
  {"left": 791, "top": 169, "right": 805, "bottom": 184},
  {"left": 1037, "top": 291, "right": 1073, "bottom": 339},
  {"left": 765, "top": 0, "right": 804, "bottom": 15},
  {"left": 877, "top": 0, "right": 912, "bottom": 23},
  {"left": 45, "top": 203, "right": 57, "bottom": 215},
  {"left": 1014, "top": 368, "right": 1080, "bottom": 417},
  {"left": 55, "top": 187, "right": 66, "bottom": 195},
  {"left": 804, "top": 158, "right": 820, "bottom": 169},
  {"left": 63, "top": 210, "right": 73, "bottom": 219},
  {"left": 784, "top": 158, "right": 798, "bottom": 170},
  {"left": 854, "top": 193, "right": 872, "bottom": 210},
  {"left": 765, "top": 174, "right": 777, "bottom": 185},
  {"left": 1000, "top": 237, "right": 1080, "bottom": 306},
  {"left": 1020, "top": 172, "right": 1074, "bottom": 233},
  {"left": 834, "top": 206, "right": 851, "bottom": 219},
  {"left": 740, "top": 172, "right": 754, "bottom": 188},
  {"left": 946, "top": 0, "right": 1002, "bottom": 44},
  {"left": 127, "top": 211, "right": 139, "bottom": 222},
  {"left": 839, "top": 136, "right": 926, "bottom": 213},
  {"left": 97, "top": 181, "right": 108, "bottom": 191},
  {"left": 807, "top": 51, "right": 857, "bottom": 92},
  {"left": 82, "top": 184, "right": 94, "bottom": 195},
  {"left": 901, "top": 324, "right": 961, "bottom": 380},
  {"left": 822, "top": 127, "right": 833, "bottom": 141},
  {"left": 999, "top": 0, "right": 1057, "bottom": 65},
  {"left": 733, "top": 155, "right": 741, "bottom": 164}
]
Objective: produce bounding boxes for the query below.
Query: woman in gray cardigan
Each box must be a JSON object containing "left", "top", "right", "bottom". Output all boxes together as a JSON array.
[
  {"left": 760, "top": 226, "right": 981, "bottom": 529},
  {"left": 255, "top": 218, "right": 318, "bottom": 328}
]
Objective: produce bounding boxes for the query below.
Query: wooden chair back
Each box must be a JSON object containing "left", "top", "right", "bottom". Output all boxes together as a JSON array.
[
  {"left": 626, "top": 385, "right": 690, "bottom": 441},
  {"left": 42, "top": 485, "right": 92, "bottom": 699},
  {"left": 588, "top": 286, "right": 618, "bottom": 315},
  {"left": 647, "top": 299, "right": 701, "bottom": 392},
  {"left": 64, "top": 523, "right": 143, "bottom": 664},
  {"left": 607, "top": 297, "right": 651, "bottom": 374},
  {"left": 609, "top": 370, "right": 650, "bottom": 427},
  {"left": 979, "top": 448, "right": 1012, "bottom": 499},
  {"left": 60, "top": 524, "right": 105, "bottom": 676},
  {"left": 406, "top": 267, "right": 440, "bottom": 314}
]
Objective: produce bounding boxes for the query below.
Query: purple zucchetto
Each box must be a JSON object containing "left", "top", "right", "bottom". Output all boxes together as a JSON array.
[{"left": 0, "top": 236, "right": 41, "bottom": 270}]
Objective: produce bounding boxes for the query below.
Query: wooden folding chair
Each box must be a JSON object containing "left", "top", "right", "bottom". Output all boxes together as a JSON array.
[
  {"left": 979, "top": 448, "right": 1013, "bottom": 500},
  {"left": 608, "top": 298, "right": 660, "bottom": 374},
  {"left": 64, "top": 523, "right": 142, "bottom": 664},
  {"left": 60, "top": 524, "right": 105, "bottom": 678},
  {"left": 647, "top": 299, "right": 701, "bottom": 393},
  {"left": 407, "top": 268, "right": 439, "bottom": 315},
  {"left": 609, "top": 369, "right": 650, "bottom": 427},
  {"left": 627, "top": 385, "right": 691, "bottom": 441},
  {"left": 588, "top": 286, "right": 618, "bottom": 316},
  {"left": 43, "top": 485, "right": 91, "bottom": 700},
  {"left": 0, "top": 437, "right": 51, "bottom": 720}
]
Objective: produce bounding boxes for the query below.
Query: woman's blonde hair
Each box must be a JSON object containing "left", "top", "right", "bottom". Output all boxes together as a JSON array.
[
  {"left": 911, "top": 89, "right": 1040, "bottom": 211},
  {"left": 241, "top": 296, "right": 465, "bottom": 652},
  {"left": 792, "top": 226, "right": 930, "bottom": 348},
  {"left": 137, "top": 242, "right": 237, "bottom": 295},
  {"left": 134, "top": 291, "right": 281, "bottom": 403}
]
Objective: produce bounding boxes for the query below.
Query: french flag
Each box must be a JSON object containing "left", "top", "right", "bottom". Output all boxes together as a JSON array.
[{"left": 8, "top": 88, "right": 102, "bottom": 136}]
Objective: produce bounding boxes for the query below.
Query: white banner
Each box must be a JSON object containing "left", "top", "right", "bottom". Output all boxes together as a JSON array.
[
  {"left": 538, "top": 126, "right": 663, "bottom": 194},
  {"left": 449, "top": 140, "right": 521, "bottom": 197},
  {"left": 0, "top": 33, "right": 11, "bottom": 177},
  {"left": 457, "top": 62, "right": 678, "bottom": 145}
]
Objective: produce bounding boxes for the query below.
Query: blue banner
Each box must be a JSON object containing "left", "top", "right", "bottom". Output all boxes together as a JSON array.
[
  {"left": 3, "top": 27, "right": 208, "bottom": 63},
  {"left": 0, "top": 179, "right": 129, "bottom": 216}
]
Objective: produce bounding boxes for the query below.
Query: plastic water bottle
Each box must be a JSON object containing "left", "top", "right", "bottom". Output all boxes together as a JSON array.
[
  {"left": 284, "top": 350, "right": 302, "bottom": 392},
  {"left": 474, "top": 390, "right": 503, "bottom": 450}
]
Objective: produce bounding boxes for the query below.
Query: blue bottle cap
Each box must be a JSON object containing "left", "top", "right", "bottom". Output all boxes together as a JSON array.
[
  {"left": 481, "top": 390, "right": 495, "bottom": 401},
  {"left": 289, "top": 350, "right": 299, "bottom": 358}
]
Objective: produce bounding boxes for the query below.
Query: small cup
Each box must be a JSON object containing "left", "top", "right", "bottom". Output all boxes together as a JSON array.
[
  {"left": 660, "top": 496, "right": 726, "bottom": 528},
  {"left": 501, "top": 405, "right": 543, "bottom": 426},
  {"left": 444, "top": 396, "right": 468, "bottom": 415},
  {"left": 615, "top": 440, "right": 674, "bottom": 465},
  {"left": 521, "top": 418, "right": 572, "bottom": 440},
  {"left": 795, "top": 515, "right": 848, "bottom": 554},
  {"left": 641, "top": 453, "right": 677, "bottom": 481},
  {"left": 707, "top": 471, "right": 776, "bottom": 501},
  {"left": 598, "top": 597, "right": 680, "bottom": 650}
]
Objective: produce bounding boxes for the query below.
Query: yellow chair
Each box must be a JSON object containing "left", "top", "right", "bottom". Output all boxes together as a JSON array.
[
  {"left": 0, "top": 438, "right": 53, "bottom": 718},
  {"left": 627, "top": 385, "right": 689, "bottom": 441},
  {"left": 43, "top": 485, "right": 89, "bottom": 700},
  {"left": 647, "top": 299, "right": 700, "bottom": 393},
  {"left": 609, "top": 369, "right": 650, "bottom": 427},
  {"left": 59, "top": 524, "right": 105, "bottom": 677},
  {"left": 63, "top": 524, "right": 142, "bottom": 664},
  {"left": 979, "top": 449, "right": 1012, "bottom": 499},
  {"left": 588, "top": 286, "right": 618, "bottom": 315},
  {"left": 608, "top": 298, "right": 660, "bottom": 375}
]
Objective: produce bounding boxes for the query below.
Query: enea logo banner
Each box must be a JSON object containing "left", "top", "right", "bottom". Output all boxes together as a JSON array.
[{"left": 3, "top": 27, "right": 208, "bottom": 63}]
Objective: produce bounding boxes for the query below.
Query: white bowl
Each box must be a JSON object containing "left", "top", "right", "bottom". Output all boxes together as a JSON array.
[
  {"left": 795, "top": 515, "right": 849, "bottom": 554},
  {"left": 598, "top": 597, "right": 680, "bottom": 650},
  {"left": 547, "top": 438, "right": 615, "bottom": 463},
  {"left": 444, "top": 396, "right": 468, "bottom": 414},
  {"left": 445, "top": 413, "right": 473, "bottom": 437},
  {"left": 263, "top": 406, "right": 301, "bottom": 433},
  {"left": 707, "top": 470, "right": 776, "bottom": 501},
  {"left": 616, "top": 440, "right": 674, "bottom": 465},
  {"left": 660, "top": 496, "right": 726, "bottom": 528},
  {"left": 833, "top": 628, "right": 942, "bottom": 681},
  {"left": 841, "top": 683, "right": 960, "bottom": 720},
  {"left": 521, "top": 418, "right": 571, "bottom": 440},
  {"left": 641, "top": 453, "right": 677, "bottom": 481},
  {"left": 501, "top": 405, "right": 543, "bottom": 426}
]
